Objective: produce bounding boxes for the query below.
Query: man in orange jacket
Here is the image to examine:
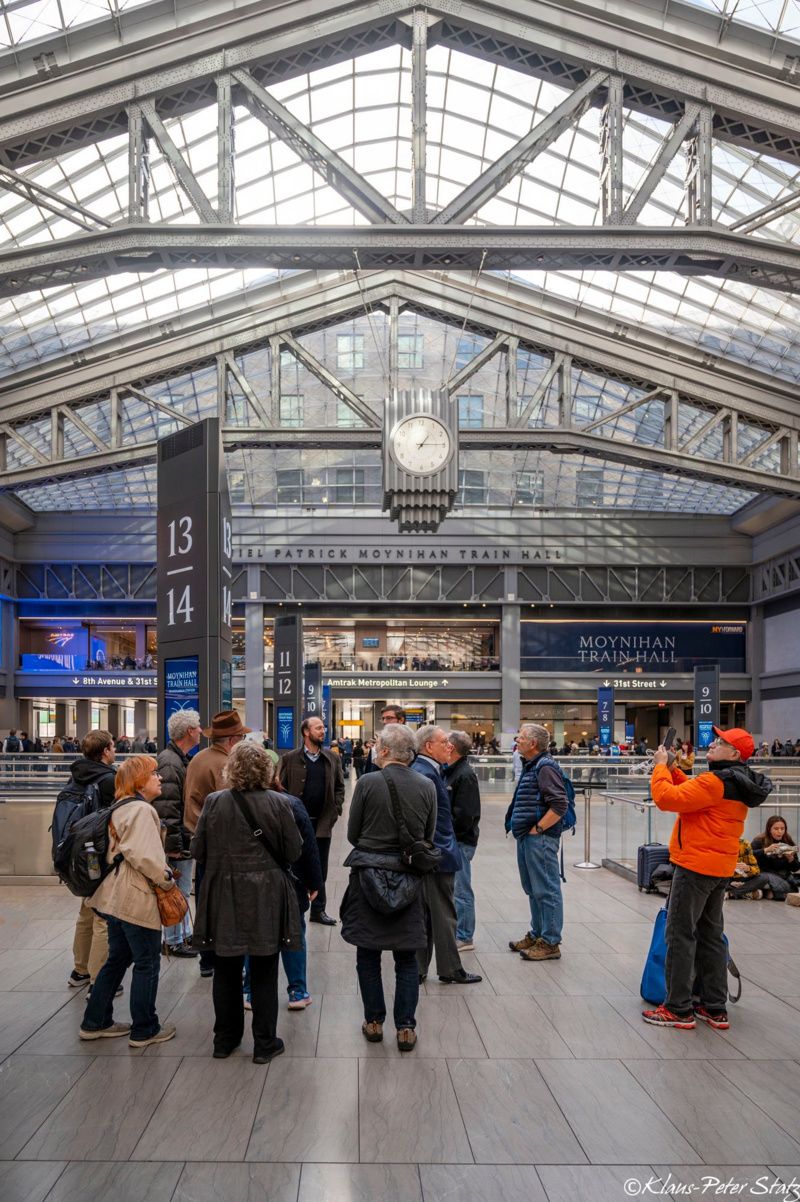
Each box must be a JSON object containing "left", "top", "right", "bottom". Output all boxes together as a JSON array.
[{"left": 642, "top": 726, "right": 772, "bottom": 1031}]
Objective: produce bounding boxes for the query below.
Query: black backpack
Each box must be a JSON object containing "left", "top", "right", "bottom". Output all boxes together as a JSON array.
[
  {"left": 53, "top": 799, "right": 127, "bottom": 897},
  {"left": 5, "top": 735, "right": 20, "bottom": 752},
  {"left": 50, "top": 780, "right": 102, "bottom": 863}
]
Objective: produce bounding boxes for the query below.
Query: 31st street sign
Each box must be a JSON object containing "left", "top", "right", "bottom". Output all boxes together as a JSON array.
[{"left": 602, "top": 677, "right": 669, "bottom": 689}]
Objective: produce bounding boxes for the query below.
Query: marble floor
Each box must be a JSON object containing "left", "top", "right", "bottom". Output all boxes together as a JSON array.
[{"left": 1, "top": 787, "right": 800, "bottom": 1202}]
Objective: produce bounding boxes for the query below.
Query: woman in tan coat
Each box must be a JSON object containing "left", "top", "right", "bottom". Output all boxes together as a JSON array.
[{"left": 79, "top": 755, "right": 178, "bottom": 1049}]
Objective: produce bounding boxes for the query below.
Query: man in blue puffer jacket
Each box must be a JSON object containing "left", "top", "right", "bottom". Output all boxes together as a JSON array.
[
  {"left": 505, "top": 723, "right": 569, "bottom": 961},
  {"left": 413, "top": 725, "right": 482, "bottom": 986}
]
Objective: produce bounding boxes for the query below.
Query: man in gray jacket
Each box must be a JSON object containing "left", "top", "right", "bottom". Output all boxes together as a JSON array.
[{"left": 155, "top": 709, "right": 202, "bottom": 957}]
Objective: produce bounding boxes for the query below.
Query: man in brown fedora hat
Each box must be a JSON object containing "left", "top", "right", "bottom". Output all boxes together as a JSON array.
[{"left": 185, "top": 710, "right": 251, "bottom": 976}]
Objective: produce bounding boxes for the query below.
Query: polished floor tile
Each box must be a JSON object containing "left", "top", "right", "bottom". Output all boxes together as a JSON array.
[
  {"left": 535, "top": 1164, "right": 653, "bottom": 1202},
  {"left": 465, "top": 995, "right": 572, "bottom": 1059},
  {"left": 448, "top": 1059, "right": 587, "bottom": 1165},
  {"left": 0, "top": 1160, "right": 66, "bottom": 1202},
  {"left": 420, "top": 1164, "right": 548, "bottom": 1202},
  {"left": 536, "top": 1059, "right": 702, "bottom": 1164},
  {"left": 359, "top": 1058, "right": 473, "bottom": 1164},
  {"left": 132, "top": 1058, "right": 267, "bottom": 1162},
  {"left": 625, "top": 1060, "right": 800, "bottom": 1163},
  {"left": 299, "top": 1163, "right": 423, "bottom": 1202},
  {"left": 20, "top": 1056, "right": 180, "bottom": 1161},
  {"left": 247, "top": 1057, "right": 359, "bottom": 1163},
  {"left": 0, "top": 1055, "right": 89, "bottom": 1159},
  {"left": 173, "top": 1162, "right": 301, "bottom": 1202},
  {"left": 42, "top": 1161, "right": 183, "bottom": 1202},
  {"left": 536, "top": 995, "right": 658, "bottom": 1059},
  {"left": 0, "top": 993, "right": 75, "bottom": 1057}
]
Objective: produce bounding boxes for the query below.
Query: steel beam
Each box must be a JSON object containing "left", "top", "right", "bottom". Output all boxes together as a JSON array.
[
  {"left": 600, "top": 75, "right": 624, "bottom": 225},
  {"left": 433, "top": 68, "right": 608, "bottom": 225},
  {"left": 2, "top": 224, "right": 800, "bottom": 295},
  {"left": 127, "top": 105, "right": 149, "bottom": 224},
  {"left": 233, "top": 67, "right": 407, "bottom": 226},
  {"left": 139, "top": 99, "right": 219, "bottom": 224},
  {"left": 411, "top": 9, "right": 428, "bottom": 224},
  {"left": 685, "top": 106, "right": 713, "bottom": 227},
  {"left": 622, "top": 103, "right": 700, "bottom": 225},
  {"left": 216, "top": 74, "right": 235, "bottom": 223},
  {"left": 280, "top": 333, "right": 381, "bottom": 427},
  {"left": 0, "top": 165, "right": 110, "bottom": 231}
]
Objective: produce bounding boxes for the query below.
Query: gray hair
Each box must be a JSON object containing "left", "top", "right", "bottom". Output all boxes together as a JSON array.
[
  {"left": 225, "top": 741, "right": 276, "bottom": 791},
  {"left": 167, "top": 709, "right": 201, "bottom": 743},
  {"left": 376, "top": 724, "right": 416, "bottom": 765},
  {"left": 415, "top": 724, "right": 443, "bottom": 754},
  {"left": 520, "top": 722, "right": 550, "bottom": 751},
  {"left": 448, "top": 730, "right": 472, "bottom": 759}
]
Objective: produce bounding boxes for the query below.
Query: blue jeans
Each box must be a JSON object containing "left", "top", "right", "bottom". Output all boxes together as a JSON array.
[
  {"left": 81, "top": 914, "right": 162, "bottom": 1041},
  {"left": 243, "top": 914, "right": 308, "bottom": 1001},
  {"left": 454, "top": 842, "right": 477, "bottom": 942},
  {"left": 516, "top": 834, "right": 563, "bottom": 946},
  {"left": 164, "top": 858, "right": 193, "bottom": 947},
  {"left": 356, "top": 947, "right": 419, "bottom": 1030}
]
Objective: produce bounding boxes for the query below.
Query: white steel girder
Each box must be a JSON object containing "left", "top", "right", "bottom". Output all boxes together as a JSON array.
[{"left": 1, "top": 269, "right": 798, "bottom": 497}]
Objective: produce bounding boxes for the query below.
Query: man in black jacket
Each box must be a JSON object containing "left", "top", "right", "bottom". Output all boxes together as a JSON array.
[
  {"left": 67, "top": 730, "right": 117, "bottom": 990},
  {"left": 445, "top": 731, "right": 481, "bottom": 951},
  {"left": 155, "top": 709, "right": 203, "bottom": 957}
]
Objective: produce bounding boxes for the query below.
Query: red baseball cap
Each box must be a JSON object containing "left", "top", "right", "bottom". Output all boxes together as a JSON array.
[{"left": 712, "top": 726, "right": 754, "bottom": 761}]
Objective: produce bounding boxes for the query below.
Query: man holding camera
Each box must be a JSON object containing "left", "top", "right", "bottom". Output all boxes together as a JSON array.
[{"left": 643, "top": 726, "right": 771, "bottom": 1031}]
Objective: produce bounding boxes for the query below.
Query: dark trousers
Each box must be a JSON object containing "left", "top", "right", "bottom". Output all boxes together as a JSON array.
[
  {"left": 665, "top": 865, "right": 729, "bottom": 1016},
  {"left": 194, "top": 862, "right": 215, "bottom": 971},
  {"left": 82, "top": 914, "right": 161, "bottom": 1041},
  {"left": 311, "top": 834, "right": 331, "bottom": 914},
  {"left": 213, "top": 952, "right": 279, "bottom": 1054},
  {"left": 729, "top": 871, "right": 794, "bottom": 899},
  {"left": 416, "top": 872, "right": 462, "bottom": 979},
  {"left": 356, "top": 947, "right": 419, "bottom": 1030}
]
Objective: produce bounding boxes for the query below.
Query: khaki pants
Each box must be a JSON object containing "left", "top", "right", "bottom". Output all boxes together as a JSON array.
[{"left": 72, "top": 898, "right": 109, "bottom": 982}]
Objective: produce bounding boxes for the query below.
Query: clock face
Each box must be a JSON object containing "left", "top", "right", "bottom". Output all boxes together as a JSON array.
[{"left": 391, "top": 416, "right": 452, "bottom": 475}]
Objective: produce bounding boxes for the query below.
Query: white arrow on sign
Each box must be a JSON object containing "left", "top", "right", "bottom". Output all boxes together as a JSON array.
[
  {"left": 72, "top": 677, "right": 80, "bottom": 685},
  {"left": 441, "top": 679, "right": 449, "bottom": 685},
  {"left": 660, "top": 680, "right": 667, "bottom": 687},
  {"left": 602, "top": 680, "right": 611, "bottom": 687}
]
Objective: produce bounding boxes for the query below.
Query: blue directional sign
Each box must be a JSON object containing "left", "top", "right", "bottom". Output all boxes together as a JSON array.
[{"left": 598, "top": 685, "right": 615, "bottom": 748}]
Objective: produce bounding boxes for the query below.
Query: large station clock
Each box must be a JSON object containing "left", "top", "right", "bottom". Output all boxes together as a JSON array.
[{"left": 382, "top": 388, "right": 459, "bottom": 532}]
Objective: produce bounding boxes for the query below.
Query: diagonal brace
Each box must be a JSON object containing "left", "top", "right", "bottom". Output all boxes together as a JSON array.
[
  {"left": 139, "top": 100, "right": 219, "bottom": 224},
  {"left": 224, "top": 353, "right": 273, "bottom": 426},
  {"left": 233, "top": 68, "right": 407, "bottom": 226},
  {"left": 582, "top": 387, "right": 666, "bottom": 432},
  {"left": 0, "top": 165, "right": 111, "bottom": 231},
  {"left": 122, "top": 385, "right": 197, "bottom": 426},
  {"left": 513, "top": 357, "right": 562, "bottom": 428},
  {"left": 622, "top": 103, "right": 701, "bottom": 225},
  {"left": 280, "top": 334, "right": 381, "bottom": 427},
  {"left": 433, "top": 70, "right": 608, "bottom": 225},
  {"left": 447, "top": 335, "right": 506, "bottom": 392}
]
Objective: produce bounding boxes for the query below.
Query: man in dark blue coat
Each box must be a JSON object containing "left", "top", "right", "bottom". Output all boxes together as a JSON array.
[{"left": 413, "top": 725, "right": 481, "bottom": 985}]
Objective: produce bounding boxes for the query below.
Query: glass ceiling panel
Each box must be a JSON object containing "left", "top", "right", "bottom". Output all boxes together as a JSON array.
[
  {"left": 676, "top": 0, "right": 800, "bottom": 41},
  {"left": 0, "top": 0, "right": 154, "bottom": 48}
]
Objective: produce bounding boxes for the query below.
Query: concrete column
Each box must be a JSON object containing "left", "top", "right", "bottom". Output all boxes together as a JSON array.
[
  {"left": 107, "top": 702, "right": 122, "bottom": 738},
  {"left": 244, "top": 568, "right": 265, "bottom": 733},
  {"left": 17, "top": 698, "right": 33, "bottom": 739},
  {"left": 76, "top": 699, "right": 91, "bottom": 739},
  {"left": 747, "top": 604, "right": 764, "bottom": 741},
  {"left": 0, "top": 601, "right": 19, "bottom": 731},
  {"left": 135, "top": 624, "right": 147, "bottom": 663},
  {"left": 134, "top": 699, "right": 149, "bottom": 736},
  {"left": 500, "top": 598, "right": 521, "bottom": 751},
  {"left": 56, "top": 702, "right": 69, "bottom": 738}
]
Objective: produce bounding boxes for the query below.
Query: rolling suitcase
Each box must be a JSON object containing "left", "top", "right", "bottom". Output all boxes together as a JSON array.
[{"left": 637, "top": 843, "right": 670, "bottom": 892}]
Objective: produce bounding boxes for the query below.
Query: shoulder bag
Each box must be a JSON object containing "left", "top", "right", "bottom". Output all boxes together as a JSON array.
[
  {"left": 230, "top": 789, "right": 299, "bottom": 947},
  {"left": 383, "top": 772, "right": 441, "bottom": 874}
]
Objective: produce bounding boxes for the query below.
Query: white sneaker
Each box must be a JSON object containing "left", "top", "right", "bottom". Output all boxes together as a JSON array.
[
  {"left": 456, "top": 941, "right": 475, "bottom": 952},
  {"left": 129, "top": 1022, "right": 177, "bottom": 1048}
]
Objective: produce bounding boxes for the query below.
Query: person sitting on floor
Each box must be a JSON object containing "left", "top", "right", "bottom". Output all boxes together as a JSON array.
[
  {"left": 746, "top": 815, "right": 800, "bottom": 901},
  {"left": 725, "top": 837, "right": 761, "bottom": 899}
]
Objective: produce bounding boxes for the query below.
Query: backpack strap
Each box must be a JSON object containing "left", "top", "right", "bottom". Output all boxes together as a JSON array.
[
  {"left": 383, "top": 771, "right": 415, "bottom": 850},
  {"left": 230, "top": 789, "right": 287, "bottom": 870}
]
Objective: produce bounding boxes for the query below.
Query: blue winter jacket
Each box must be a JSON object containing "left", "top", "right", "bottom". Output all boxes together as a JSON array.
[
  {"left": 504, "top": 753, "right": 567, "bottom": 841},
  {"left": 412, "top": 756, "right": 462, "bottom": 873}
]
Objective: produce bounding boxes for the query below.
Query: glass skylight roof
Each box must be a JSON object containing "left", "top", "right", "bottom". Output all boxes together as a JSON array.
[
  {"left": 1, "top": 6, "right": 797, "bottom": 517},
  {"left": 0, "top": 0, "right": 153, "bottom": 49}
]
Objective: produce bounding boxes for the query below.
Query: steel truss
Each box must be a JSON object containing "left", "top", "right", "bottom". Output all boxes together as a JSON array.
[
  {"left": 11, "top": 559, "right": 751, "bottom": 606},
  {"left": 1, "top": 271, "right": 798, "bottom": 498},
  {"left": 0, "top": 3, "right": 799, "bottom": 295},
  {"left": 753, "top": 552, "right": 800, "bottom": 603}
]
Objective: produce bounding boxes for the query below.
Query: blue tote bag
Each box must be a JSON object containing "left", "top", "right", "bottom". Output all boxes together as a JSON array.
[{"left": 640, "top": 900, "right": 742, "bottom": 1006}]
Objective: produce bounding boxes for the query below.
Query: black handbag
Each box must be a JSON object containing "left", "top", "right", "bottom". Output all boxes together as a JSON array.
[
  {"left": 360, "top": 866, "right": 422, "bottom": 915},
  {"left": 384, "top": 773, "right": 442, "bottom": 875}
]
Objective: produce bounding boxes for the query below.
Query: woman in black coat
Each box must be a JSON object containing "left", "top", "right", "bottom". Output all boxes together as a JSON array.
[
  {"left": 192, "top": 741, "right": 303, "bottom": 1063},
  {"left": 340, "top": 724, "right": 436, "bottom": 1053}
]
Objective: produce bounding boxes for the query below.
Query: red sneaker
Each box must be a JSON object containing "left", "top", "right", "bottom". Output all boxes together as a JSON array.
[
  {"left": 694, "top": 1006, "right": 729, "bottom": 1030},
  {"left": 641, "top": 1004, "right": 696, "bottom": 1029}
]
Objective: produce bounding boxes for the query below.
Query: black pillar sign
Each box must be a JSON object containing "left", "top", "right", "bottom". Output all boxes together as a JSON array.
[
  {"left": 304, "top": 661, "right": 322, "bottom": 721},
  {"left": 274, "top": 614, "right": 303, "bottom": 752},
  {"left": 157, "top": 419, "right": 233, "bottom": 746},
  {"left": 694, "top": 664, "right": 720, "bottom": 751}
]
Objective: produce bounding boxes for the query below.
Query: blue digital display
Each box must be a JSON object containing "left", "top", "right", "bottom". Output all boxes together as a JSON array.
[
  {"left": 164, "top": 656, "right": 200, "bottom": 730},
  {"left": 362, "top": 637, "right": 379, "bottom": 648},
  {"left": 597, "top": 686, "right": 614, "bottom": 748},
  {"left": 276, "top": 706, "right": 295, "bottom": 752},
  {"left": 521, "top": 622, "right": 746, "bottom": 673}
]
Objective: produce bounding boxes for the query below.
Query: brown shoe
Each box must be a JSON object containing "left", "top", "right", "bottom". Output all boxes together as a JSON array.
[
  {"left": 508, "top": 933, "right": 540, "bottom": 953},
  {"left": 397, "top": 1028, "right": 417, "bottom": 1052},
  {"left": 519, "top": 941, "right": 561, "bottom": 961},
  {"left": 362, "top": 1020, "right": 383, "bottom": 1043}
]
